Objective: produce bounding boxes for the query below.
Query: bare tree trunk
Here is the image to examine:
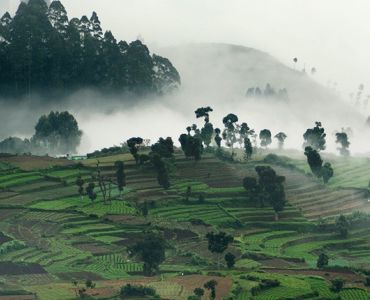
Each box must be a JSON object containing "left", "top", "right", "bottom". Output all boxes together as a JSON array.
[{"left": 108, "top": 181, "right": 112, "bottom": 203}]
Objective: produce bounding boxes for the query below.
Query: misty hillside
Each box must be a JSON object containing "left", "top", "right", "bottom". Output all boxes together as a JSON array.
[
  {"left": 160, "top": 43, "right": 355, "bottom": 115},
  {"left": 0, "top": 0, "right": 180, "bottom": 98}
]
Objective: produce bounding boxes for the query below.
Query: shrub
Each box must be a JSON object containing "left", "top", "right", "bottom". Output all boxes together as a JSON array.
[
  {"left": 330, "top": 278, "right": 345, "bottom": 292},
  {"left": 364, "top": 276, "right": 370, "bottom": 286},
  {"left": 250, "top": 279, "right": 280, "bottom": 296},
  {"left": 240, "top": 274, "right": 260, "bottom": 281},
  {"left": 317, "top": 253, "right": 329, "bottom": 268}
]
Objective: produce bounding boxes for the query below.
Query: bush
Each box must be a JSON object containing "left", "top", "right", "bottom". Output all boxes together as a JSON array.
[
  {"left": 364, "top": 276, "right": 370, "bottom": 286},
  {"left": 120, "top": 284, "right": 157, "bottom": 297},
  {"left": 317, "top": 253, "right": 329, "bottom": 268},
  {"left": 260, "top": 279, "right": 280, "bottom": 289},
  {"left": 239, "top": 274, "right": 260, "bottom": 281},
  {"left": 250, "top": 279, "right": 280, "bottom": 296},
  {"left": 330, "top": 278, "right": 345, "bottom": 292}
]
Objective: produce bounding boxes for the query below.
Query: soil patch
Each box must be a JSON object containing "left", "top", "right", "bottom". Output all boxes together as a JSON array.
[
  {"left": 0, "top": 262, "right": 46, "bottom": 275},
  {"left": 56, "top": 272, "right": 104, "bottom": 281}
]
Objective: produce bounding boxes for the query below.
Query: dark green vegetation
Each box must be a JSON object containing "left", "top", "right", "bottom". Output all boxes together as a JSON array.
[{"left": 0, "top": 0, "right": 180, "bottom": 98}]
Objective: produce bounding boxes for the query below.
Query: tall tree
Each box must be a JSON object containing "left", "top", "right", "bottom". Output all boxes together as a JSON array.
[
  {"left": 214, "top": 128, "right": 222, "bottom": 148},
  {"left": 115, "top": 160, "right": 126, "bottom": 199},
  {"left": 151, "top": 153, "right": 170, "bottom": 189},
  {"left": 129, "top": 233, "right": 166, "bottom": 276},
  {"left": 336, "top": 215, "right": 349, "bottom": 238},
  {"left": 244, "top": 137, "right": 253, "bottom": 160},
  {"left": 75, "top": 175, "right": 85, "bottom": 201},
  {"left": 222, "top": 113, "right": 238, "bottom": 157},
  {"left": 85, "top": 182, "right": 97, "bottom": 202},
  {"left": 255, "top": 166, "right": 286, "bottom": 220},
  {"left": 0, "top": 1, "right": 180, "bottom": 97}
]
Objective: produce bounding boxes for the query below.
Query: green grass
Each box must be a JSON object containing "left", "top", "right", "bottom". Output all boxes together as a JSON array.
[
  {"left": 339, "top": 288, "right": 369, "bottom": 300},
  {"left": 76, "top": 200, "right": 136, "bottom": 217},
  {"left": 29, "top": 196, "right": 90, "bottom": 210},
  {"left": 0, "top": 174, "right": 43, "bottom": 188}
]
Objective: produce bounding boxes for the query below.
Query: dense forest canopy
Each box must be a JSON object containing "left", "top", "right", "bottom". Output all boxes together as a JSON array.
[{"left": 0, "top": 0, "right": 181, "bottom": 98}]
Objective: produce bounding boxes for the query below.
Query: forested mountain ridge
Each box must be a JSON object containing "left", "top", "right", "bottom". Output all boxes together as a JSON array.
[{"left": 0, "top": 0, "right": 180, "bottom": 98}]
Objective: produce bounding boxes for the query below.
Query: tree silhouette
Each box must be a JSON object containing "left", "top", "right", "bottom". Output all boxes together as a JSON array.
[
  {"left": 129, "top": 233, "right": 166, "bottom": 276},
  {"left": 222, "top": 113, "right": 239, "bottom": 157},
  {"left": 321, "top": 162, "right": 334, "bottom": 184},
  {"left": 259, "top": 129, "right": 272, "bottom": 148},
  {"left": 86, "top": 182, "right": 97, "bottom": 202},
  {"left": 75, "top": 175, "right": 85, "bottom": 201},
  {"left": 127, "top": 137, "right": 143, "bottom": 164},
  {"left": 303, "top": 122, "right": 326, "bottom": 151},
  {"left": 336, "top": 215, "right": 349, "bottom": 238},
  {"left": 206, "top": 232, "right": 233, "bottom": 268},
  {"left": 255, "top": 166, "right": 286, "bottom": 220},
  {"left": 244, "top": 137, "right": 253, "bottom": 160},
  {"left": 115, "top": 160, "right": 126, "bottom": 199},
  {"left": 204, "top": 280, "right": 218, "bottom": 300},
  {"left": 335, "top": 131, "right": 350, "bottom": 156},
  {"left": 274, "top": 132, "right": 287, "bottom": 150},
  {"left": 224, "top": 252, "right": 236, "bottom": 268},
  {"left": 304, "top": 146, "right": 323, "bottom": 178},
  {"left": 317, "top": 253, "right": 329, "bottom": 268},
  {"left": 32, "top": 111, "right": 82, "bottom": 155},
  {"left": 214, "top": 128, "right": 222, "bottom": 148}
]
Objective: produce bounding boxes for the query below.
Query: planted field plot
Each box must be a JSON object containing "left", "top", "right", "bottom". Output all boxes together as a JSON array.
[
  {"left": 175, "top": 155, "right": 245, "bottom": 188},
  {"left": 234, "top": 272, "right": 369, "bottom": 300},
  {"left": 151, "top": 204, "right": 236, "bottom": 226},
  {"left": 0, "top": 185, "right": 77, "bottom": 206},
  {"left": 76, "top": 200, "right": 137, "bottom": 217},
  {"left": 238, "top": 227, "right": 370, "bottom": 269},
  {"left": 227, "top": 206, "right": 303, "bottom": 223},
  {"left": 267, "top": 165, "right": 370, "bottom": 219},
  {"left": 29, "top": 196, "right": 90, "bottom": 211},
  {"left": 0, "top": 174, "right": 43, "bottom": 189},
  {"left": 83, "top": 254, "right": 144, "bottom": 279},
  {"left": 0, "top": 155, "right": 73, "bottom": 170}
]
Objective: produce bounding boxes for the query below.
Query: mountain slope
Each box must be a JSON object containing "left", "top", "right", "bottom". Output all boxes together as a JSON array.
[{"left": 159, "top": 43, "right": 368, "bottom": 153}]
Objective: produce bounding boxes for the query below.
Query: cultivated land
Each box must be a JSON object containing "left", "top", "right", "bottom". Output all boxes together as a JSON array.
[{"left": 0, "top": 151, "right": 369, "bottom": 299}]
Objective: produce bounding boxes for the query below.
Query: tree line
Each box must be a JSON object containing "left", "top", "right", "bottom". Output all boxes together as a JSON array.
[{"left": 0, "top": 0, "right": 180, "bottom": 98}]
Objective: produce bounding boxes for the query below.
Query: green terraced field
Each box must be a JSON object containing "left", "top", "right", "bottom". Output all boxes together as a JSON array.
[{"left": 0, "top": 151, "right": 369, "bottom": 300}]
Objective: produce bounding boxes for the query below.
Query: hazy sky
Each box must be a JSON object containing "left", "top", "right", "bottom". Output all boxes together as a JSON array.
[{"left": 2, "top": 0, "right": 369, "bottom": 95}]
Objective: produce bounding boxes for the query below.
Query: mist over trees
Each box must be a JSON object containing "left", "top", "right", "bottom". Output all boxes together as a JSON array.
[
  {"left": 335, "top": 131, "right": 350, "bottom": 156},
  {"left": 0, "top": 110, "right": 82, "bottom": 155},
  {"left": 0, "top": 0, "right": 180, "bottom": 98},
  {"left": 246, "top": 83, "right": 289, "bottom": 101}
]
